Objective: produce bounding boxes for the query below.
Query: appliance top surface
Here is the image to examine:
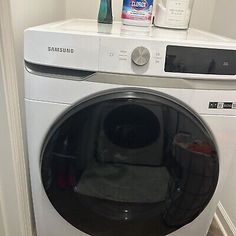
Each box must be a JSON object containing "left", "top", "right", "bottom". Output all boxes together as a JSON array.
[{"left": 28, "top": 19, "right": 236, "bottom": 44}]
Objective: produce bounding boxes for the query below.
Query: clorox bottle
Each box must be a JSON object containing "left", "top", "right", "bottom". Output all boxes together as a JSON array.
[{"left": 121, "top": 0, "right": 154, "bottom": 26}]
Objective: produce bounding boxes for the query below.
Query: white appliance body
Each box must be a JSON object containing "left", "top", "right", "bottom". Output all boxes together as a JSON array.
[{"left": 25, "top": 19, "right": 236, "bottom": 236}]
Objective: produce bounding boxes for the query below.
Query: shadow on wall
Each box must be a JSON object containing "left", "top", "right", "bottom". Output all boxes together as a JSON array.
[{"left": 210, "top": 0, "right": 236, "bottom": 39}]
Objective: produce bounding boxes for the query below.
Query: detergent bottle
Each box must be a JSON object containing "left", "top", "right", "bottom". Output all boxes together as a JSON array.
[
  {"left": 121, "top": 0, "right": 154, "bottom": 27},
  {"left": 98, "top": 0, "right": 113, "bottom": 24}
]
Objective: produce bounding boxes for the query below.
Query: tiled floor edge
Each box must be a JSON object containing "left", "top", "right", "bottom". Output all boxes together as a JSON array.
[
  {"left": 216, "top": 202, "right": 236, "bottom": 236},
  {"left": 214, "top": 213, "right": 228, "bottom": 236}
]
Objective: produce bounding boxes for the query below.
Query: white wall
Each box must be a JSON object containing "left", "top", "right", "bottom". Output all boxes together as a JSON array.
[
  {"left": 66, "top": 0, "right": 123, "bottom": 21},
  {"left": 0, "top": 203, "right": 6, "bottom": 236},
  {"left": 8, "top": 0, "right": 66, "bottom": 234},
  {"left": 10, "top": 0, "right": 66, "bottom": 107},
  {"left": 9, "top": 0, "right": 66, "bottom": 163},
  {"left": 0, "top": 63, "right": 22, "bottom": 236},
  {"left": 208, "top": 0, "right": 236, "bottom": 230},
  {"left": 210, "top": 0, "right": 236, "bottom": 39},
  {"left": 190, "top": 0, "right": 216, "bottom": 31},
  {"left": 65, "top": 0, "right": 216, "bottom": 31}
]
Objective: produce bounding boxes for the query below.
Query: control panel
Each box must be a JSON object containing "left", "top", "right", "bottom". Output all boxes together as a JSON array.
[
  {"left": 25, "top": 25, "right": 236, "bottom": 79},
  {"left": 99, "top": 37, "right": 165, "bottom": 76},
  {"left": 99, "top": 37, "right": 236, "bottom": 78}
]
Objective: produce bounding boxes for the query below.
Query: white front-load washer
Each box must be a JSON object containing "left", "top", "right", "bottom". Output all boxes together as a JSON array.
[{"left": 24, "top": 19, "right": 236, "bottom": 236}]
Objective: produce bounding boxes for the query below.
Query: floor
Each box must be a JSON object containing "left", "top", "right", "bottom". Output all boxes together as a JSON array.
[{"left": 207, "top": 218, "right": 224, "bottom": 236}]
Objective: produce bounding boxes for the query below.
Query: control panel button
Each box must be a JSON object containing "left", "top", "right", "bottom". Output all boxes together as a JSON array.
[{"left": 131, "top": 47, "right": 150, "bottom": 66}]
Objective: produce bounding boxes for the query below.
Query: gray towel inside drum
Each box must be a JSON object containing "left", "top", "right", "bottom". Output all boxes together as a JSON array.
[{"left": 76, "top": 163, "right": 170, "bottom": 203}]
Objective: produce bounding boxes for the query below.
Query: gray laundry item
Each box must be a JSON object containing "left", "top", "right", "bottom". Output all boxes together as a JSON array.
[{"left": 76, "top": 163, "right": 170, "bottom": 203}]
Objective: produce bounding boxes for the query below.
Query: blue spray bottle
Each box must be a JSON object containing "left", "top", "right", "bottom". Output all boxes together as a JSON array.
[{"left": 98, "top": 0, "right": 113, "bottom": 24}]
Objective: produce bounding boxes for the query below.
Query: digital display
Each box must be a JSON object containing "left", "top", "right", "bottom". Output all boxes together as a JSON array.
[{"left": 165, "top": 46, "right": 236, "bottom": 75}]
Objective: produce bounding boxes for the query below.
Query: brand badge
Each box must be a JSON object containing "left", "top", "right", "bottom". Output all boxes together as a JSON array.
[
  {"left": 130, "top": 0, "right": 148, "bottom": 10},
  {"left": 48, "top": 47, "right": 74, "bottom": 54}
]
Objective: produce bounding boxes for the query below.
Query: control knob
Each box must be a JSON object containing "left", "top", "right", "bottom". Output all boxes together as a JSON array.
[{"left": 131, "top": 47, "right": 150, "bottom": 66}]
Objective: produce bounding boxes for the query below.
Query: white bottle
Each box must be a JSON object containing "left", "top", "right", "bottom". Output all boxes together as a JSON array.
[{"left": 154, "top": 0, "right": 194, "bottom": 29}]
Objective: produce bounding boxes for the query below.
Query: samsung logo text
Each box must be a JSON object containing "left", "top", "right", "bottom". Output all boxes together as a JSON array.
[{"left": 48, "top": 47, "right": 75, "bottom": 54}]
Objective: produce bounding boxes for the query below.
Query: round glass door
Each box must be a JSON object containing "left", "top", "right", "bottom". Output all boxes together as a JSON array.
[{"left": 41, "top": 90, "right": 219, "bottom": 236}]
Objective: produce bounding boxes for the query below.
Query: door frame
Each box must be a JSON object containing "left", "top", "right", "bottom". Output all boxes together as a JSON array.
[{"left": 0, "top": 0, "right": 34, "bottom": 235}]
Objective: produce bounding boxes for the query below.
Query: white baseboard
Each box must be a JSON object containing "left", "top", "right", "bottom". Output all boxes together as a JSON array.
[{"left": 216, "top": 202, "right": 236, "bottom": 236}]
